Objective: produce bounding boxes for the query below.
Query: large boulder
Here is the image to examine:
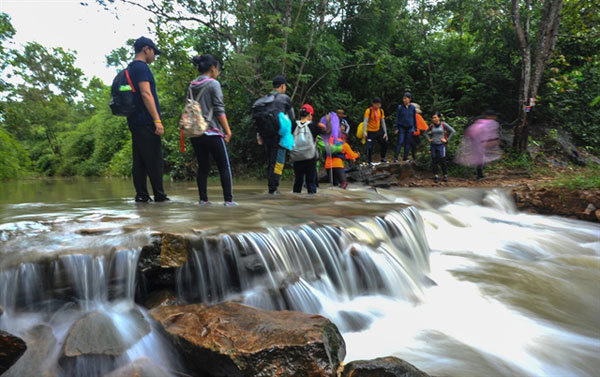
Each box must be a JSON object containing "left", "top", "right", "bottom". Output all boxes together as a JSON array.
[
  {"left": 59, "top": 308, "right": 151, "bottom": 377},
  {"left": 341, "top": 356, "right": 431, "bottom": 377},
  {"left": 151, "top": 302, "right": 346, "bottom": 377},
  {"left": 0, "top": 329, "right": 26, "bottom": 374},
  {"left": 2, "top": 324, "right": 56, "bottom": 377},
  {"left": 62, "top": 309, "right": 150, "bottom": 357},
  {"left": 102, "top": 358, "right": 169, "bottom": 377}
]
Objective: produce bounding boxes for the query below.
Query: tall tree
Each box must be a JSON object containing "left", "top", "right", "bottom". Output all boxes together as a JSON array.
[{"left": 511, "top": 0, "right": 563, "bottom": 151}]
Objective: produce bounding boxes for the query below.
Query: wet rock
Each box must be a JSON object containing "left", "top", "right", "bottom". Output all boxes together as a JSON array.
[
  {"left": 0, "top": 306, "right": 3, "bottom": 317},
  {"left": 512, "top": 185, "right": 600, "bottom": 223},
  {"left": 102, "top": 358, "right": 169, "bottom": 377},
  {"left": 596, "top": 209, "right": 600, "bottom": 222},
  {"left": 63, "top": 308, "right": 150, "bottom": 357},
  {"left": 0, "top": 330, "right": 27, "bottom": 374},
  {"left": 160, "top": 232, "right": 189, "bottom": 268},
  {"left": 76, "top": 228, "right": 113, "bottom": 235},
  {"left": 341, "top": 356, "right": 431, "bottom": 377},
  {"left": 143, "top": 289, "right": 179, "bottom": 309},
  {"left": 582, "top": 203, "right": 597, "bottom": 221},
  {"left": 346, "top": 162, "right": 413, "bottom": 188},
  {"left": 2, "top": 324, "right": 57, "bottom": 377},
  {"left": 151, "top": 302, "right": 346, "bottom": 377}
]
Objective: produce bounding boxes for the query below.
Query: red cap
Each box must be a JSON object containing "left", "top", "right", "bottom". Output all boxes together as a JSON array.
[{"left": 301, "top": 103, "right": 314, "bottom": 115}]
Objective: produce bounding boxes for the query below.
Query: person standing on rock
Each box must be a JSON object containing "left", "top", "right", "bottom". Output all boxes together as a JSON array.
[
  {"left": 127, "top": 36, "right": 169, "bottom": 203},
  {"left": 187, "top": 54, "right": 235, "bottom": 206},
  {"left": 427, "top": 112, "right": 456, "bottom": 183},
  {"left": 361, "top": 97, "right": 389, "bottom": 165},
  {"left": 393, "top": 92, "right": 417, "bottom": 162}
]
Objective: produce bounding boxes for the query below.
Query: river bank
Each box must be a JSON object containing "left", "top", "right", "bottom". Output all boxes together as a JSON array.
[{"left": 342, "top": 161, "right": 600, "bottom": 223}]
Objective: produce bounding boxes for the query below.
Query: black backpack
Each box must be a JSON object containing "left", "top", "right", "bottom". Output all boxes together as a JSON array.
[
  {"left": 109, "top": 67, "right": 137, "bottom": 116},
  {"left": 252, "top": 94, "right": 281, "bottom": 140}
]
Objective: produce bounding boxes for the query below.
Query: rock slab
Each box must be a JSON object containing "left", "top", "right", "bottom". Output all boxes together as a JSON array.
[
  {"left": 342, "top": 356, "right": 431, "bottom": 377},
  {"left": 0, "top": 329, "right": 26, "bottom": 374},
  {"left": 151, "top": 301, "right": 346, "bottom": 377}
]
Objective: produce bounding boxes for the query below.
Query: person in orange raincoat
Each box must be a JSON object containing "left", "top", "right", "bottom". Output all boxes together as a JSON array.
[
  {"left": 324, "top": 133, "right": 359, "bottom": 189},
  {"left": 409, "top": 103, "right": 429, "bottom": 161}
]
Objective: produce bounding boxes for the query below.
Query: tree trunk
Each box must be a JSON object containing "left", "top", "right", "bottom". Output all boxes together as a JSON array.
[{"left": 511, "top": 0, "right": 563, "bottom": 152}]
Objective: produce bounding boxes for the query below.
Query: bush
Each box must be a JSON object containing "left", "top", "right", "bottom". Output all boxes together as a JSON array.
[{"left": 0, "top": 129, "right": 31, "bottom": 179}]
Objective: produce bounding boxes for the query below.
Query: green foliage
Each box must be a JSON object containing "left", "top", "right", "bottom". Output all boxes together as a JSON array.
[
  {"left": 548, "top": 164, "right": 600, "bottom": 190},
  {"left": 0, "top": 129, "right": 31, "bottom": 179}
]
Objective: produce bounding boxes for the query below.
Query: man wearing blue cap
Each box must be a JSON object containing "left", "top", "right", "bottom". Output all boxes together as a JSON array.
[{"left": 127, "top": 36, "right": 169, "bottom": 202}]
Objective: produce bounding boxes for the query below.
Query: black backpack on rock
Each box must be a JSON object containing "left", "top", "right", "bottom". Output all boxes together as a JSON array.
[
  {"left": 252, "top": 94, "right": 281, "bottom": 140},
  {"left": 109, "top": 67, "right": 137, "bottom": 116}
]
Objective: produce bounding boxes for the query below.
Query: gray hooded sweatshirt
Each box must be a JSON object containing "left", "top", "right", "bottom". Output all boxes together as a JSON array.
[{"left": 189, "top": 75, "right": 226, "bottom": 136}]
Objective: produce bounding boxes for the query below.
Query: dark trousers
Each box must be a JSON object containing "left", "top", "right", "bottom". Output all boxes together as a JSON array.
[
  {"left": 366, "top": 130, "right": 387, "bottom": 163},
  {"left": 293, "top": 158, "right": 317, "bottom": 193},
  {"left": 395, "top": 129, "right": 412, "bottom": 161},
  {"left": 265, "top": 140, "right": 286, "bottom": 193},
  {"left": 191, "top": 135, "right": 233, "bottom": 202},
  {"left": 410, "top": 134, "right": 421, "bottom": 160},
  {"left": 476, "top": 165, "right": 484, "bottom": 178},
  {"left": 431, "top": 144, "right": 448, "bottom": 175},
  {"left": 129, "top": 123, "right": 167, "bottom": 201},
  {"left": 327, "top": 168, "right": 346, "bottom": 187}
]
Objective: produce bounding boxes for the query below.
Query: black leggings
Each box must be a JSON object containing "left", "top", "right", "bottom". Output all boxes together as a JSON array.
[{"left": 191, "top": 135, "right": 233, "bottom": 202}]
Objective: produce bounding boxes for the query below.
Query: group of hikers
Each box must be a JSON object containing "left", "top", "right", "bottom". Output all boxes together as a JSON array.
[{"left": 117, "top": 36, "right": 500, "bottom": 205}]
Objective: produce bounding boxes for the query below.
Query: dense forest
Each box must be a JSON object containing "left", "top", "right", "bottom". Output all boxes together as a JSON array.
[{"left": 0, "top": 0, "right": 598, "bottom": 180}]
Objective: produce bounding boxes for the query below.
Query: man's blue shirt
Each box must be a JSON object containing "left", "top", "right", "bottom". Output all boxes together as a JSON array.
[{"left": 127, "top": 60, "right": 161, "bottom": 126}]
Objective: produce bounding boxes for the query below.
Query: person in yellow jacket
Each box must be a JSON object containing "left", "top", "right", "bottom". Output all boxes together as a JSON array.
[
  {"left": 325, "top": 134, "right": 359, "bottom": 189},
  {"left": 361, "top": 97, "right": 388, "bottom": 164},
  {"left": 409, "top": 103, "right": 429, "bottom": 161}
]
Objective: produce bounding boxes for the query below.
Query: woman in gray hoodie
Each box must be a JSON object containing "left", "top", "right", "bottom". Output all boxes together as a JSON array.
[{"left": 189, "top": 54, "right": 236, "bottom": 206}]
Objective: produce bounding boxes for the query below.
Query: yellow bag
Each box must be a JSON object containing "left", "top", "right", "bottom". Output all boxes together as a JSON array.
[{"left": 356, "top": 122, "right": 366, "bottom": 144}]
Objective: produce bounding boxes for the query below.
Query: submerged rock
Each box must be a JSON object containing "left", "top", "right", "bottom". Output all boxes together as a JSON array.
[
  {"left": 342, "top": 356, "right": 431, "bottom": 377},
  {"left": 102, "top": 358, "right": 169, "bottom": 377},
  {"left": 2, "top": 324, "right": 56, "bottom": 377},
  {"left": 0, "top": 329, "right": 27, "bottom": 374},
  {"left": 151, "top": 302, "right": 346, "bottom": 377},
  {"left": 63, "top": 309, "right": 150, "bottom": 357}
]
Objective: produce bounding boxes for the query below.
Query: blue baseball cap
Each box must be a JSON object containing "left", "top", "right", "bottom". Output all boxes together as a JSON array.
[{"left": 134, "top": 36, "right": 162, "bottom": 55}]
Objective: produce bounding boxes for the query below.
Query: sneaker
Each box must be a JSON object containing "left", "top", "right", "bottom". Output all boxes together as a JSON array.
[
  {"left": 135, "top": 195, "right": 152, "bottom": 203},
  {"left": 380, "top": 159, "right": 388, "bottom": 164},
  {"left": 155, "top": 196, "right": 170, "bottom": 202},
  {"left": 477, "top": 175, "right": 485, "bottom": 181},
  {"left": 433, "top": 175, "right": 439, "bottom": 183},
  {"left": 393, "top": 158, "right": 398, "bottom": 163},
  {"left": 341, "top": 182, "right": 348, "bottom": 189},
  {"left": 442, "top": 175, "right": 448, "bottom": 182},
  {"left": 224, "top": 201, "right": 238, "bottom": 207},
  {"left": 268, "top": 190, "right": 281, "bottom": 195},
  {"left": 199, "top": 200, "right": 212, "bottom": 206}
]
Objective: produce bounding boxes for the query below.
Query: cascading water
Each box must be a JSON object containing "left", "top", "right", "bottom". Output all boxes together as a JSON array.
[{"left": 0, "top": 179, "right": 598, "bottom": 377}]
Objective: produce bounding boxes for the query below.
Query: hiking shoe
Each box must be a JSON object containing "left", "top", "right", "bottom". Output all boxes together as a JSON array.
[
  {"left": 434, "top": 175, "right": 439, "bottom": 183},
  {"left": 224, "top": 201, "right": 238, "bottom": 207},
  {"left": 199, "top": 200, "right": 212, "bottom": 206},
  {"left": 135, "top": 195, "right": 152, "bottom": 203},
  {"left": 477, "top": 175, "right": 485, "bottom": 181},
  {"left": 442, "top": 175, "right": 448, "bottom": 182}
]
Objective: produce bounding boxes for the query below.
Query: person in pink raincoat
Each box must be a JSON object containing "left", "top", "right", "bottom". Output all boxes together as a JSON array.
[{"left": 455, "top": 110, "right": 501, "bottom": 179}]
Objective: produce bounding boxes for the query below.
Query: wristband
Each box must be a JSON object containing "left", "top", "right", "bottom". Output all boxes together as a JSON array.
[{"left": 154, "top": 120, "right": 162, "bottom": 123}]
